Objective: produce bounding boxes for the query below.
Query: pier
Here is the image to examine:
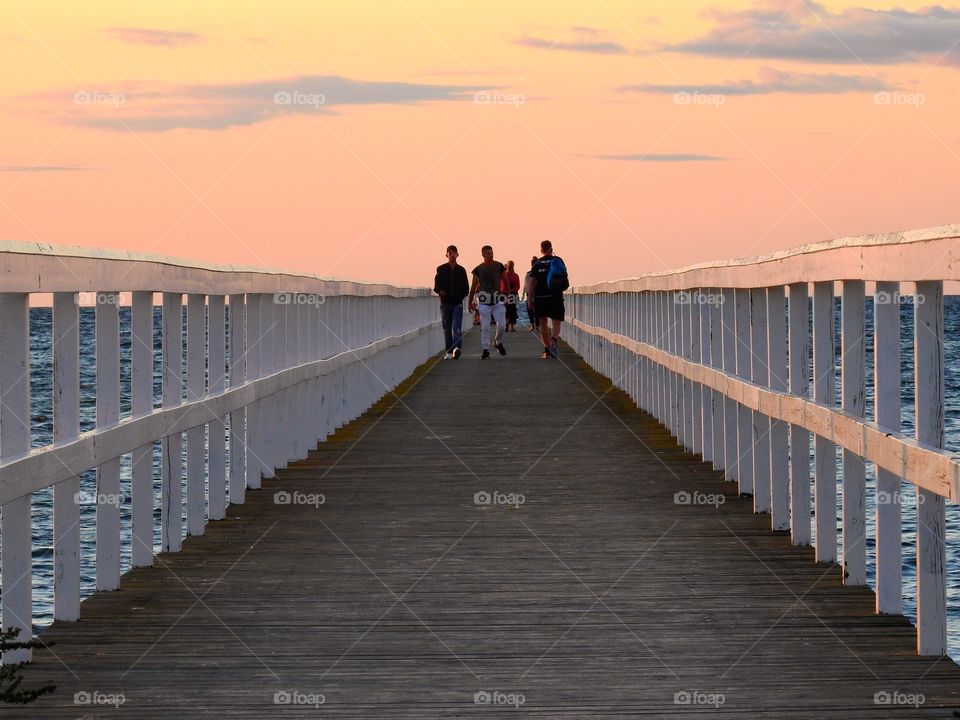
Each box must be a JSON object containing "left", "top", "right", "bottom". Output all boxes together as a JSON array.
[{"left": 2, "top": 228, "right": 960, "bottom": 717}]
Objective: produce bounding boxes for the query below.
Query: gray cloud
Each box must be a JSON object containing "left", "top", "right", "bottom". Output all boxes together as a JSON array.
[
  {"left": 515, "top": 26, "right": 629, "bottom": 55},
  {"left": 53, "top": 75, "right": 490, "bottom": 132},
  {"left": 582, "top": 153, "right": 727, "bottom": 162},
  {"left": 621, "top": 67, "right": 889, "bottom": 96},
  {"left": 663, "top": 1, "right": 960, "bottom": 64},
  {"left": 104, "top": 27, "right": 206, "bottom": 46}
]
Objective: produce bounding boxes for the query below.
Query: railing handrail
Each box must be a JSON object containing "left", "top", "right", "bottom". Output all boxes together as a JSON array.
[
  {"left": 573, "top": 223, "right": 960, "bottom": 292},
  {"left": 0, "top": 239, "right": 430, "bottom": 296}
]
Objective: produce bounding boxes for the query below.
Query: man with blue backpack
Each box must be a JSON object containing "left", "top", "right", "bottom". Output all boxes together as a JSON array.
[{"left": 529, "top": 239, "right": 569, "bottom": 359}]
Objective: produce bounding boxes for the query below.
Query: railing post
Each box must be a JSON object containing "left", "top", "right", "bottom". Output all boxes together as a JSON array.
[
  {"left": 873, "top": 281, "right": 901, "bottom": 613},
  {"left": 261, "top": 293, "right": 276, "bottom": 478},
  {"left": 0, "top": 292, "right": 31, "bottom": 662},
  {"left": 680, "top": 294, "right": 692, "bottom": 450},
  {"left": 721, "top": 288, "right": 737, "bottom": 484},
  {"left": 131, "top": 291, "right": 154, "bottom": 567},
  {"left": 751, "top": 288, "right": 771, "bottom": 514},
  {"left": 812, "top": 281, "right": 836, "bottom": 563},
  {"left": 53, "top": 291, "right": 81, "bottom": 617},
  {"left": 788, "top": 283, "right": 811, "bottom": 546},
  {"left": 697, "top": 291, "right": 712, "bottom": 461},
  {"left": 690, "top": 290, "right": 703, "bottom": 456},
  {"left": 208, "top": 295, "right": 227, "bottom": 521},
  {"left": 161, "top": 292, "right": 184, "bottom": 553},
  {"left": 914, "top": 280, "right": 946, "bottom": 656},
  {"left": 710, "top": 291, "right": 724, "bottom": 471},
  {"left": 735, "top": 288, "right": 753, "bottom": 495},
  {"left": 96, "top": 292, "right": 122, "bottom": 590},
  {"left": 767, "top": 286, "right": 789, "bottom": 531},
  {"left": 228, "top": 294, "right": 247, "bottom": 506},
  {"left": 186, "top": 294, "right": 206, "bottom": 536},
  {"left": 245, "top": 293, "right": 263, "bottom": 490},
  {"left": 841, "top": 280, "right": 866, "bottom": 585}
]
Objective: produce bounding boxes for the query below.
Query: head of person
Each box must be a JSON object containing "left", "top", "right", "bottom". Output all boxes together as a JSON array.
[
  {"left": 446, "top": 245, "right": 458, "bottom": 262},
  {"left": 506, "top": 260, "right": 515, "bottom": 272},
  {"left": 540, "top": 240, "right": 553, "bottom": 256},
  {"left": 530, "top": 256, "right": 538, "bottom": 268},
  {"left": 481, "top": 245, "right": 494, "bottom": 262}
]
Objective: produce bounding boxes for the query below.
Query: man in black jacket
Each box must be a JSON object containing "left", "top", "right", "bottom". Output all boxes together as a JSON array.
[{"left": 433, "top": 245, "right": 470, "bottom": 359}]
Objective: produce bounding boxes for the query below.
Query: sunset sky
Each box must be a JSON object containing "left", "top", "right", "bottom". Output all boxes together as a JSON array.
[{"left": 1, "top": 0, "right": 958, "bottom": 286}]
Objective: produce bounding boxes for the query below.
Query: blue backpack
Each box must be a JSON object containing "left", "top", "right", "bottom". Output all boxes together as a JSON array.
[{"left": 545, "top": 256, "right": 569, "bottom": 293}]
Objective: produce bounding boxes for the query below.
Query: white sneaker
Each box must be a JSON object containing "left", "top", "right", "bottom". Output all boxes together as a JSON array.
[{"left": 442, "top": 352, "right": 452, "bottom": 360}]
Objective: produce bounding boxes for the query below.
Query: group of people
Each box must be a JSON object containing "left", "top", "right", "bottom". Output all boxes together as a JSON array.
[{"left": 433, "top": 240, "right": 569, "bottom": 361}]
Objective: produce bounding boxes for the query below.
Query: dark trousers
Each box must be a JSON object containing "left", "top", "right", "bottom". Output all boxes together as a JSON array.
[{"left": 440, "top": 302, "right": 464, "bottom": 352}]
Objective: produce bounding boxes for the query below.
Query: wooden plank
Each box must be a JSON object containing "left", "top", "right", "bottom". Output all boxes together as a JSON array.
[
  {"left": 131, "top": 291, "right": 154, "bottom": 568},
  {"left": 53, "top": 292, "right": 81, "bottom": 618},
  {"left": 812, "top": 282, "right": 837, "bottom": 563},
  {"left": 161, "top": 292, "right": 183, "bottom": 553},
  {"left": 873, "top": 282, "right": 901, "bottom": 614},
  {"left": 228, "top": 294, "right": 247, "bottom": 506},
  {"left": 841, "top": 281, "right": 867, "bottom": 586},
  {"left": 751, "top": 288, "right": 771, "bottom": 514},
  {"left": 0, "top": 293, "right": 31, "bottom": 663},
  {"left": 208, "top": 295, "right": 227, "bottom": 521},
  {"left": 787, "top": 283, "right": 811, "bottom": 546},
  {"left": 186, "top": 294, "right": 206, "bottom": 537},
  {"left": 735, "top": 289, "right": 753, "bottom": 495},
  {"left": 914, "top": 280, "right": 946, "bottom": 656},
  {"left": 767, "top": 286, "right": 789, "bottom": 531},
  {"left": 95, "top": 291, "right": 122, "bottom": 590}
]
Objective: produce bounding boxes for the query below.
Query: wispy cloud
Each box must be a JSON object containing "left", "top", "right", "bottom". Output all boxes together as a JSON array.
[
  {"left": 103, "top": 27, "right": 206, "bottom": 47},
  {"left": 515, "top": 26, "right": 629, "bottom": 55},
  {"left": 25, "top": 75, "right": 491, "bottom": 132},
  {"left": 582, "top": 153, "right": 727, "bottom": 162},
  {"left": 663, "top": 1, "right": 960, "bottom": 65},
  {"left": 620, "top": 67, "right": 889, "bottom": 96}
]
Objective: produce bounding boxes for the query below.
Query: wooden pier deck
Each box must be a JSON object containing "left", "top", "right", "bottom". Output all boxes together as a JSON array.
[{"left": 14, "top": 329, "right": 960, "bottom": 718}]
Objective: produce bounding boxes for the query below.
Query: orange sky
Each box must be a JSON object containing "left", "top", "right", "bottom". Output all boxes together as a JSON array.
[{"left": 1, "top": 0, "right": 958, "bottom": 286}]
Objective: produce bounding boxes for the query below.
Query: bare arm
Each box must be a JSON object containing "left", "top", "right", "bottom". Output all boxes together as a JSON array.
[{"left": 468, "top": 275, "right": 479, "bottom": 309}]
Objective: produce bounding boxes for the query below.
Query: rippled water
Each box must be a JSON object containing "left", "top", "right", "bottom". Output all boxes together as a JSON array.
[{"left": 4, "top": 300, "right": 960, "bottom": 659}]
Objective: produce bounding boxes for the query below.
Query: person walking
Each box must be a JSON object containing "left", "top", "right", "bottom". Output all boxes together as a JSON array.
[
  {"left": 529, "top": 240, "right": 569, "bottom": 359},
  {"left": 468, "top": 245, "right": 508, "bottom": 359},
  {"left": 503, "top": 260, "right": 521, "bottom": 332},
  {"left": 433, "top": 245, "right": 469, "bottom": 359},
  {"left": 523, "top": 256, "right": 539, "bottom": 333}
]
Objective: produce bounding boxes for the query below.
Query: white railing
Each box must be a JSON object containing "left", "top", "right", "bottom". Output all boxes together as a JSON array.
[
  {"left": 565, "top": 224, "right": 960, "bottom": 657},
  {"left": 0, "top": 241, "right": 442, "bottom": 662}
]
